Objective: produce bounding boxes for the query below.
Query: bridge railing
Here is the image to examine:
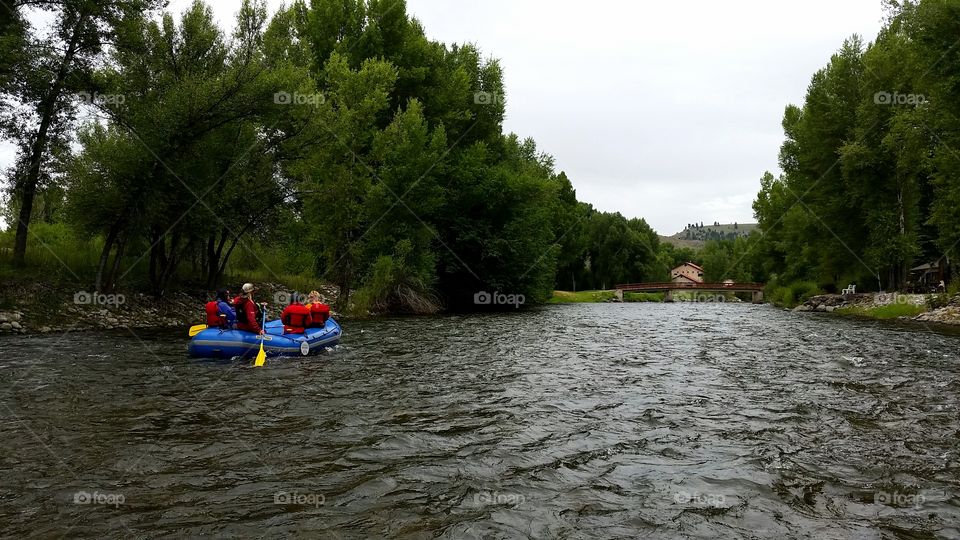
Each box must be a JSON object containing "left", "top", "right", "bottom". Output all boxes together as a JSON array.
[{"left": 615, "top": 282, "right": 765, "bottom": 291}]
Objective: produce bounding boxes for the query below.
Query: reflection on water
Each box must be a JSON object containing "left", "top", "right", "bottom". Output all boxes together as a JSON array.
[{"left": 1, "top": 303, "right": 958, "bottom": 538}]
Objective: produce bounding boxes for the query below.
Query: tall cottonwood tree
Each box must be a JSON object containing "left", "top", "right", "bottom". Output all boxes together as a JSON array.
[
  {"left": 4, "top": 0, "right": 160, "bottom": 266},
  {"left": 753, "top": 0, "right": 960, "bottom": 291}
]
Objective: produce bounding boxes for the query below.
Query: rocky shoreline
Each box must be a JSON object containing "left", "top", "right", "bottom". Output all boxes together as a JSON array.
[
  {"left": 794, "top": 292, "right": 921, "bottom": 313},
  {"left": 914, "top": 297, "right": 960, "bottom": 325},
  {"left": 0, "top": 281, "right": 341, "bottom": 335},
  {"left": 794, "top": 292, "right": 960, "bottom": 325}
]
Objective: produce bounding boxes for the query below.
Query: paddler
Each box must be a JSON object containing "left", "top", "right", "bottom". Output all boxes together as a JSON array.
[{"left": 233, "top": 283, "right": 265, "bottom": 335}]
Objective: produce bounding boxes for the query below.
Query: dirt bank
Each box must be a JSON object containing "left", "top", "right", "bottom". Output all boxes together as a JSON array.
[{"left": 0, "top": 281, "right": 341, "bottom": 335}]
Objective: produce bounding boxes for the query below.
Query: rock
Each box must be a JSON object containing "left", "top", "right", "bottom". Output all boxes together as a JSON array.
[
  {"left": 794, "top": 305, "right": 813, "bottom": 312},
  {"left": 10, "top": 313, "right": 21, "bottom": 322},
  {"left": 0, "top": 323, "right": 11, "bottom": 331},
  {"left": 0, "top": 314, "right": 7, "bottom": 323},
  {"left": 915, "top": 306, "right": 960, "bottom": 325},
  {"left": 106, "top": 317, "right": 119, "bottom": 325},
  {"left": 10, "top": 321, "right": 21, "bottom": 329},
  {"left": 39, "top": 326, "right": 52, "bottom": 333},
  {"left": 825, "top": 306, "right": 836, "bottom": 313}
]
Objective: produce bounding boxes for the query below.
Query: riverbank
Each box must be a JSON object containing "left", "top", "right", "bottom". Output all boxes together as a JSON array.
[
  {"left": 549, "top": 289, "right": 750, "bottom": 304},
  {"left": 549, "top": 290, "right": 664, "bottom": 303},
  {"left": 794, "top": 292, "right": 960, "bottom": 325},
  {"left": 0, "top": 280, "right": 340, "bottom": 335}
]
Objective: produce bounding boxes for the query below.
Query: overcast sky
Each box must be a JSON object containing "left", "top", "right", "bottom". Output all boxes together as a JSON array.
[{"left": 1, "top": 0, "right": 886, "bottom": 234}]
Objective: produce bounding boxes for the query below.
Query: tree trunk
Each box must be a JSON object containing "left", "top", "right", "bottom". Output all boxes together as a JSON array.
[
  {"left": 206, "top": 228, "right": 231, "bottom": 288},
  {"left": 897, "top": 187, "right": 907, "bottom": 291},
  {"left": 207, "top": 221, "right": 255, "bottom": 288},
  {"left": 95, "top": 223, "right": 122, "bottom": 292},
  {"left": 152, "top": 231, "right": 182, "bottom": 298},
  {"left": 149, "top": 229, "right": 164, "bottom": 296},
  {"left": 335, "top": 248, "right": 353, "bottom": 312},
  {"left": 215, "top": 232, "right": 244, "bottom": 287},
  {"left": 204, "top": 235, "right": 215, "bottom": 286},
  {"left": 107, "top": 234, "right": 128, "bottom": 292},
  {"left": 12, "top": 14, "right": 86, "bottom": 266}
]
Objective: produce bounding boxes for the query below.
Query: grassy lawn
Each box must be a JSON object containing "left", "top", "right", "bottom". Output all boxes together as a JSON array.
[
  {"left": 549, "top": 290, "right": 664, "bottom": 303},
  {"left": 623, "top": 292, "right": 664, "bottom": 302},
  {"left": 549, "top": 290, "right": 617, "bottom": 303},
  {"left": 835, "top": 303, "right": 927, "bottom": 319}
]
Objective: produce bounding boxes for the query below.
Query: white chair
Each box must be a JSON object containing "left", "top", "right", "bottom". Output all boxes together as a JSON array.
[{"left": 841, "top": 284, "right": 856, "bottom": 295}]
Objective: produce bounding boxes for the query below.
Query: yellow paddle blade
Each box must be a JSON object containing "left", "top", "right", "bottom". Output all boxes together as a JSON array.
[
  {"left": 254, "top": 340, "right": 266, "bottom": 367},
  {"left": 188, "top": 324, "right": 207, "bottom": 337}
]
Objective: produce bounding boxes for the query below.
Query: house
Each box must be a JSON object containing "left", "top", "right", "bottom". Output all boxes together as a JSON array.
[
  {"left": 909, "top": 257, "right": 951, "bottom": 292},
  {"left": 671, "top": 262, "right": 704, "bottom": 284}
]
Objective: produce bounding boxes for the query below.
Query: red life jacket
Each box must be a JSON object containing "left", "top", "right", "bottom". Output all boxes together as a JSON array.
[
  {"left": 307, "top": 303, "right": 330, "bottom": 326},
  {"left": 205, "top": 301, "right": 225, "bottom": 327},
  {"left": 281, "top": 303, "right": 311, "bottom": 334},
  {"left": 234, "top": 296, "right": 262, "bottom": 333}
]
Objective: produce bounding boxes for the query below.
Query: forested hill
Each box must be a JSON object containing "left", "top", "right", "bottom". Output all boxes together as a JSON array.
[
  {"left": 661, "top": 222, "right": 757, "bottom": 249},
  {"left": 0, "top": 0, "right": 666, "bottom": 313}
]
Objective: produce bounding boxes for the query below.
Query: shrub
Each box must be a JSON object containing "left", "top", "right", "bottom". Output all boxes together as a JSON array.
[
  {"left": 765, "top": 280, "right": 821, "bottom": 308},
  {"left": 790, "top": 281, "right": 822, "bottom": 303},
  {"left": 352, "top": 240, "right": 440, "bottom": 315},
  {"left": 926, "top": 294, "right": 950, "bottom": 310}
]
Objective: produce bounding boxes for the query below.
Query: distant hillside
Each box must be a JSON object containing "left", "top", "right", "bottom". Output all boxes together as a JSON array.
[{"left": 660, "top": 222, "right": 757, "bottom": 249}]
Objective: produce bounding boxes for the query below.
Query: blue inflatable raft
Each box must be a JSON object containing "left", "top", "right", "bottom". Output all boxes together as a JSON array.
[{"left": 188, "top": 318, "right": 341, "bottom": 358}]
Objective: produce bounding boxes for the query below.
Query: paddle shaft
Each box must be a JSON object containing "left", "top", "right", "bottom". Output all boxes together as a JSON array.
[{"left": 254, "top": 304, "right": 268, "bottom": 366}]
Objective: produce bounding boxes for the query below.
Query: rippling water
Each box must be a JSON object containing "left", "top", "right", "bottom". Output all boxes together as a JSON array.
[{"left": 1, "top": 303, "right": 959, "bottom": 538}]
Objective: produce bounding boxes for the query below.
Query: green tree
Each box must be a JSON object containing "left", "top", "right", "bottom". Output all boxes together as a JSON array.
[{"left": 4, "top": 0, "right": 161, "bottom": 266}]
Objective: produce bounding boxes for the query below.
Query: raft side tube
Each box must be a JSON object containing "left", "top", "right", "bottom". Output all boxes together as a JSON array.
[{"left": 188, "top": 318, "right": 341, "bottom": 358}]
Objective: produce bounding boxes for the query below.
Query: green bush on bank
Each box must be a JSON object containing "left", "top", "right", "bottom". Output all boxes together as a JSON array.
[
  {"left": 927, "top": 294, "right": 951, "bottom": 310},
  {"left": 0, "top": 222, "right": 328, "bottom": 297},
  {"left": 767, "top": 280, "right": 822, "bottom": 308},
  {"left": 0, "top": 223, "right": 102, "bottom": 282}
]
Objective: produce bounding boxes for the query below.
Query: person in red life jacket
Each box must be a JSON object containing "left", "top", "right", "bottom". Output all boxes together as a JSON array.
[
  {"left": 305, "top": 290, "right": 331, "bottom": 327},
  {"left": 280, "top": 293, "right": 312, "bottom": 334},
  {"left": 233, "top": 283, "right": 264, "bottom": 335},
  {"left": 204, "top": 289, "right": 236, "bottom": 328}
]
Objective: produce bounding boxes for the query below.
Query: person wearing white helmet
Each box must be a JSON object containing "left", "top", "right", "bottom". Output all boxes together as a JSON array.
[{"left": 233, "top": 283, "right": 265, "bottom": 335}]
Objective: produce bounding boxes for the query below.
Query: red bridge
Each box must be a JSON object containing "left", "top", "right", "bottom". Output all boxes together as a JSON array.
[{"left": 614, "top": 282, "right": 765, "bottom": 302}]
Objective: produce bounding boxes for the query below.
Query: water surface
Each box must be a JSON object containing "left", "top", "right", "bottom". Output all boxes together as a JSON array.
[{"left": 1, "top": 303, "right": 958, "bottom": 538}]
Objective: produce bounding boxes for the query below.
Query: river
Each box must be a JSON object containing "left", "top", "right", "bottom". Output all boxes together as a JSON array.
[{"left": 1, "top": 303, "right": 958, "bottom": 538}]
